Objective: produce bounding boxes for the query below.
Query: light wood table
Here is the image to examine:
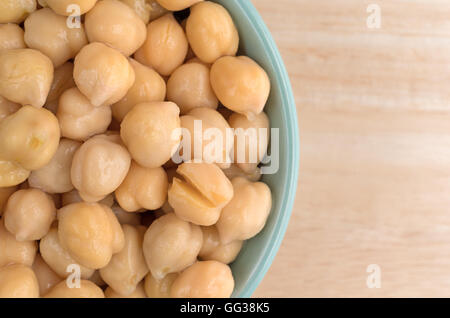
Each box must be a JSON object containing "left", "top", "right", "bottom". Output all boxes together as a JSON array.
[{"left": 252, "top": 0, "right": 450, "bottom": 297}]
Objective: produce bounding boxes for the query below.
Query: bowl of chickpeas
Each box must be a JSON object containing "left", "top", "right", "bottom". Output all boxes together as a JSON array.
[{"left": 0, "top": 0, "right": 299, "bottom": 298}]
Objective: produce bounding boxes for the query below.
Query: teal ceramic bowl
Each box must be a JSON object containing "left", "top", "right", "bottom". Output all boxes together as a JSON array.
[{"left": 213, "top": 0, "right": 300, "bottom": 297}]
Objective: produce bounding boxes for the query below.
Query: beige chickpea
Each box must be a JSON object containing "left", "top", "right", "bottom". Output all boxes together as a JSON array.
[
  {"left": 85, "top": 0, "right": 146, "bottom": 56},
  {"left": 0, "top": 23, "right": 26, "bottom": 50},
  {"left": 29, "top": 139, "right": 82, "bottom": 194},
  {"left": 0, "top": 161, "right": 30, "bottom": 188},
  {"left": 222, "top": 164, "right": 262, "bottom": 182},
  {"left": 71, "top": 135, "right": 131, "bottom": 202},
  {"left": 115, "top": 162, "right": 168, "bottom": 212},
  {"left": 0, "top": 221, "right": 37, "bottom": 267},
  {"left": 39, "top": 227, "right": 95, "bottom": 279},
  {"left": 216, "top": 177, "right": 272, "bottom": 244},
  {"left": 105, "top": 282, "right": 146, "bottom": 298},
  {"left": 45, "top": 0, "right": 98, "bottom": 16},
  {"left": 121, "top": 102, "right": 181, "bottom": 168},
  {"left": 199, "top": 226, "right": 243, "bottom": 264},
  {"left": 44, "top": 280, "right": 105, "bottom": 298},
  {"left": 0, "top": 49, "right": 53, "bottom": 108},
  {"left": 74, "top": 42, "right": 135, "bottom": 107},
  {"left": 168, "top": 162, "right": 233, "bottom": 226},
  {"left": 134, "top": 14, "right": 188, "bottom": 76},
  {"left": 143, "top": 213, "right": 202, "bottom": 279},
  {"left": 0, "top": 106, "right": 60, "bottom": 171},
  {"left": 111, "top": 204, "right": 142, "bottom": 226},
  {"left": 156, "top": 0, "right": 201, "bottom": 10},
  {"left": 210, "top": 56, "right": 270, "bottom": 118},
  {"left": 62, "top": 190, "right": 114, "bottom": 208},
  {"left": 57, "top": 88, "right": 112, "bottom": 142},
  {"left": 144, "top": 272, "right": 178, "bottom": 298},
  {"left": 120, "top": 0, "right": 168, "bottom": 24},
  {"left": 0, "top": 0, "right": 36, "bottom": 24},
  {"left": 186, "top": 2, "right": 238, "bottom": 64},
  {"left": 170, "top": 261, "right": 234, "bottom": 298},
  {"left": 24, "top": 8, "right": 88, "bottom": 68},
  {"left": 0, "top": 186, "right": 16, "bottom": 216},
  {"left": 100, "top": 225, "right": 148, "bottom": 296},
  {"left": 167, "top": 62, "right": 218, "bottom": 115},
  {"left": 46, "top": 62, "right": 75, "bottom": 104},
  {"left": 31, "top": 254, "right": 61, "bottom": 295},
  {"left": 4, "top": 188, "right": 56, "bottom": 241},
  {"left": 0, "top": 264, "right": 39, "bottom": 298},
  {"left": 57, "top": 203, "right": 124, "bottom": 269},
  {"left": 112, "top": 59, "right": 166, "bottom": 122},
  {"left": 0, "top": 96, "right": 20, "bottom": 121}
]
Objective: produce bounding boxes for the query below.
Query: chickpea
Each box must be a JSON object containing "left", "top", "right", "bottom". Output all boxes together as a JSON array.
[
  {"left": 199, "top": 226, "right": 242, "bottom": 264},
  {"left": 24, "top": 8, "right": 88, "bottom": 68},
  {"left": 168, "top": 162, "right": 233, "bottom": 226},
  {"left": 0, "top": 0, "right": 36, "bottom": 24},
  {"left": 62, "top": 190, "right": 115, "bottom": 208},
  {"left": 112, "top": 59, "right": 166, "bottom": 122},
  {"left": 144, "top": 272, "right": 178, "bottom": 298},
  {"left": 105, "top": 282, "right": 146, "bottom": 298},
  {"left": 85, "top": 0, "right": 146, "bottom": 56},
  {"left": 0, "top": 49, "right": 53, "bottom": 108},
  {"left": 229, "top": 111, "right": 270, "bottom": 173},
  {"left": 100, "top": 225, "right": 148, "bottom": 296},
  {"left": 167, "top": 62, "right": 218, "bottom": 115},
  {"left": 0, "top": 186, "right": 16, "bottom": 216},
  {"left": 39, "top": 227, "right": 95, "bottom": 279},
  {"left": 170, "top": 261, "right": 234, "bottom": 298},
  {"left": 186, "top": 2, "right": 238, "bottom": 64},
  {"left": 210, "top": 56, "right": 270, "bottom": 118},
  {"left": 111, "top": 204, "right": 141, "bottom": 226},
  {"left": 29, "top": 139, "right": 82, "bottom": 194},
  {"left": 216, "top": 177, "right": 272, "bottom": 244},
  {"left": 45, "top": 0, "right": 98, "bottom": 16},
  {"left": 0, "top": 221, "right": 37, "bottom": 267},
  {"left": 44, "top": 280, "right": 105, "bottom": 298},
  {"left": 120, "top": 102, "right": 181, "bottom": 168},
  {"left": 115, "top": 162, "right": 168, "bottom": 212},
  {"left": 46, "top": 62, "right": 75, "bottom": 104},
  {"left": 134, "top": 14, "right": 188, "bottom": 76},
  {"left": 74, "top": 42, "right": 135, "bottom": 107},
  {"left": 71, "top": 135, "right": 131, "bottom": 202},
  {"left": 4, "top": 188, "right": 56, "bottom": 241},
  {"left": 157, "top": 0, "right": 202, "bottom": 10},
  {"left": 0, "top": 23, "right": 26, "bottom": 50},
  {"left": 57, "top": 88, "right": 112, "bottom": 142},
  {"left": 57, "top": 203, "right": 124, "bottom": 269},
  {"left": 0, "top": 96, "right": 20, "bottom": 121},
  {"left": 0, "top": 264, "right": 39, "bottom": 298},
  {"left": 0, "top": 161, "right": 30, "bottom": 188},
  {"left": 142, "top": 213, "right": 202, "bottom": 279},
  {"left": 222, "top": 164, "right": 262, "bottom": 182},
  {"left": 32, "top": 254, "right": 61, "bottom": 295}
]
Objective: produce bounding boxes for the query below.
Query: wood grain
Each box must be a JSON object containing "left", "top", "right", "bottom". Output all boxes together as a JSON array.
[{"left": 251, "top": 0, "right": 450, "bottom": 297}]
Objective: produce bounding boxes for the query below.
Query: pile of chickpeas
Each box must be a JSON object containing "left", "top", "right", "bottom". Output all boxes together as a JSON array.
[{"left": 0, "top": 0, "right": 273, "bottom": 298}]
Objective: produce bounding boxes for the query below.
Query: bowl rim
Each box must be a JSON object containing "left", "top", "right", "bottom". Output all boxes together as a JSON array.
[{"left": 231, "top": 0, "right": 300, "bottom": 298}]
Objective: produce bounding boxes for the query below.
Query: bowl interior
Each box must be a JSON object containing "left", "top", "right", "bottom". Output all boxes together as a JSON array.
[{"left": 212, "top": 0, "right": 300, "bottom": 297}]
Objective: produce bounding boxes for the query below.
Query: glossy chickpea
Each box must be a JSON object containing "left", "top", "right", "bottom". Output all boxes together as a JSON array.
[
  {"left": 46, "top": 62, "right": 76, "bottom": 104},
  {"left": 0, "top": 49, "right": 53, "bottom": 108},
  {"left": 222, "top": 164, "right": 262, "bottom": 182},
  {"left": 57, "top": 203, "right": 124, "bottom": 269},
  {"left": 186, "top": 2, "right": 238, "bottom": 64},
  {"left": 120, "top": 0, "right": 168, "bottom": 24},
  {"left": 71, "top": 135, "right": 131, "bottom": 202},
  {"left": 112, "top": 59, "right": 166, "bottom": 122},
  {"left": 40, "top": 227, "right": 95, "bottom": 279},
  {"left": 143, "top": 213, "right": 202, "bottom": 279},
  {"left": 120, "top": 102, "right": 181, "bottom": 168},
  {"left": 74, "top": 42, "right": 135, "bottom": 107},
  {"left": 4, "top": 188, "right": 56, "bottom": 241},
  {"left": 167, "top": 62, "right": 218, "bottom": 115},
  {"left": 100, "top": 225, "right": 148, "bottom": 296},
  {"left": 85, "top": 0, "right": 146, "bottom": 56},
  {"left": 32, "top": 254, "right": 61, "bottom": 295},
  {"left": 216, "top": 177, "right": 272, "bottom": 244},
  {"left": 45, "top": 0, "right": 98, "bottom": 16},
  {"left": 44, "top": 280, "right": 105, "bottom": 298},
  {"left": 210, "top": 56, "right": 270, "bottom": 118},
  {"left": 105, "top": 282, "right": 147, "bottom": 298},
  {"left": 0, "top": 96, "right": 20, "bottom": 121},
  {"left": 0, "top": 0, "right": 36, "bottom": 24},
  {"left": 0, "top": 221, "right": 37, "bottom": 267},
  {"left": 61, "top": 190, "right": 114, "bottom": 208},
  {"left": 134, "top": 14, "right": 188, "bottom": 76},
  {"left": 199, "top": 226, "right": 243, "bottom": 264},
  {"left": 115, "top": 162, "right": 168, "bottom": 212},
  {"left": 156, "top": 0, "right": 202, "bottom": 11},
  {"left": 0, "top": 264, "right": 39, "bottom": 298},
  {"left": 168, "top": 162, "right": 233, "bottom": 226},
  {"left": 29, "top": 139, "right": 82, "bottom": 194},
  {"left": 0, "top": 23, "right": 26, "bottom": 50},
  {"left": 57, "top": 88, "right": 112, "bottom": 141},
  {"left": 24, "top": 8, "right": 88, "bottom": 67},
  {"left": 0, "top": 186, "right": 16, "bottom": 216},
  {"left": 0, "top": 161, "right": 30, "bottom": 188},
  {"left": 170, "top": 261, "right": 234, "bottom": 298},
  {"left": 144, "top": 272, "right": 178, "bottom": 298}
]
